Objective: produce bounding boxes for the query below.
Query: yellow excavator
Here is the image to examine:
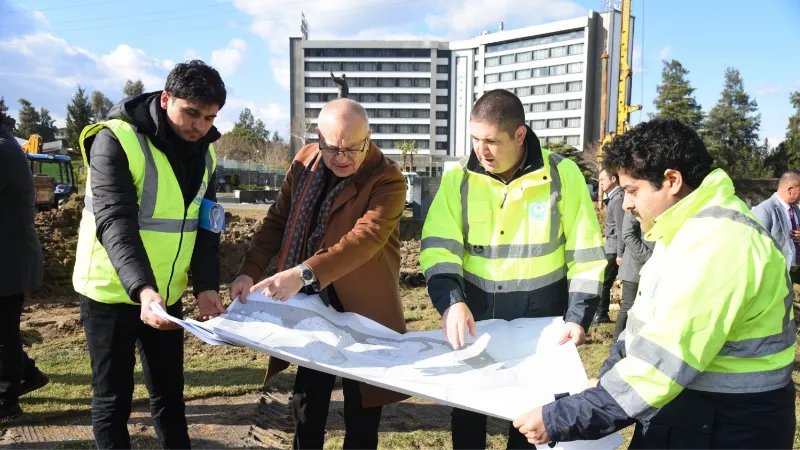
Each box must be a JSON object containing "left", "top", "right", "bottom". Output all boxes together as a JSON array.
[
  {"left": 21, "top": 134, "right": 78, "bottom": 210},
  {"left": 596, "top": 0, "right": 641, "bottom": 205}
]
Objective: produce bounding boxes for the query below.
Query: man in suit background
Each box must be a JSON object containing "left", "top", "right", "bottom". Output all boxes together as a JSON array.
[
  {"left": 595, "top": 169, "right": 624, "bottom": 324},
  {"left": 753, "top": 170, "right": 800, "bottom": 326},
  {"left": 613, "top": 210, "right": 654, "bottom": 341}
]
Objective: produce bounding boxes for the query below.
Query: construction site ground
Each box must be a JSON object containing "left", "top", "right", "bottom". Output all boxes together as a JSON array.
[{"left": 2, "top": 200, "right": 798, "bottom": 449}]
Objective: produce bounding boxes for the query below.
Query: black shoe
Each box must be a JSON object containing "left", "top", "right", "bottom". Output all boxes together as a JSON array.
[
  {"left": 0, "top": 403, "right": 22, "bottom": 424},
  {"left": 20, "top": 368, "right": 49, "bottom": 397},
  {"left": 593, "top": 316, "right": 612, "bottom": 324}
]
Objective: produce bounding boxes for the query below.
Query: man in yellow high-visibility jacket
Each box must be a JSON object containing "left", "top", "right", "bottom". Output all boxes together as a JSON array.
[
  {"left": 513, "top": 118, "right": 797, "bottom": 449},
  {"left": 73, "top": 61, "right": 228, "bottom": 449},
  {"left": 419, "top": 89, "right": 606, "bottom": 449}
]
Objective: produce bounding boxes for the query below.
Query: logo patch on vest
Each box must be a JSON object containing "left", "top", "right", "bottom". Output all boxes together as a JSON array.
[
  {"left": 193, "top": 181, "right": 207, "bottom": 205},
  {"left": 529, "top": 201, "right": 547, "bottom": 220}
]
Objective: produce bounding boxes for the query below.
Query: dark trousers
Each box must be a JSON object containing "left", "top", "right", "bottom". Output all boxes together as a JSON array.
[
  {"left": 613, "top": 281, "right": 638, "bottom": 341},
  {"left": 451, "top": 407, "right": 535, "bottom": 449},
  {"left": 291, "top": 366, "right": 383, "bottom": 449},
  {"left": 0, "top": 294, "right": 39, "bottom": 409},
  {"left": 80, "top": 296, "right": 189, "bottom": 450},
  {"left": 597, "top": 254, "right": 619, "bottom": 319}
]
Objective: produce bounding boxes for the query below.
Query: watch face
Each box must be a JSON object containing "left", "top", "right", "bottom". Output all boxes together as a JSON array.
[{"left": 302, "top": 269, "right": 313, "bottom": 281}]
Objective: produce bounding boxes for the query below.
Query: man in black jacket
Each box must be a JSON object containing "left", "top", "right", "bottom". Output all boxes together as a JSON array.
[
  {"left": 0, "top": 125, "right": 49, "bottom": 423},
  {"left": 74, "top": 60, "right": 227, "bottom": 449}
]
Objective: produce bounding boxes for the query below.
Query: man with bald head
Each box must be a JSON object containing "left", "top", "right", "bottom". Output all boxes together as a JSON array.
[
  {"left": 754, "top": 170, "right": 800, "bottom": 326},
  {"left": 232, "top": 98, "right": 408, "bottom": 449}
]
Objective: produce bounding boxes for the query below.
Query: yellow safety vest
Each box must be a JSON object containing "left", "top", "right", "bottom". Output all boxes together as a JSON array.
[
  {"left": 600, "top": 169, "right": 796, "bottom": 420},
  {"left": 419, "top": 146, "right": 606, "bottom": 327},
  {"left": 72, "top": 119, "right": 216, "bottom": 305}
]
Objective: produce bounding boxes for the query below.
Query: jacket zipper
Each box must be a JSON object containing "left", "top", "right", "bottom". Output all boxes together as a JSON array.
[{"left": 164, "top": 207, "right": 188, "bottom": 303}]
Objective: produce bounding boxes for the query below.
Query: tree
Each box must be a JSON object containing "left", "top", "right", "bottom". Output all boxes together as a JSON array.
[
  {"left": 36, "top": 108, "right": 57, "bottom": 142},
  {"left": 651, "top": 60, "right": 704, "bottom": 130},
  {"left": 15, "top": 99, "right": 40, "bottom": 138},
  {"left": 272, "top": 131, "right": 281, "bottom": 143},
  {"left": 543, "top": 141, "right": 595, "bottom": 182},
  {"left": 702, "top": 67, "right": 761, "bottom": 179},
  {"left": 253, "top": 119, "right": 270, "bottom": 141},
  {"left": 0, "top": 97, "right": 16, "bottom": 130},
  {"left": 780, "top": 90, "right": 800, "bottom": 173},
  {"left": 395, "top": 140, "right": 419, "bottom": 171},
  {"left": 123, "top": 79, "right": 145, "bottom": 97},
  {"left": 66, "top": 85, "right": 94, "bottom": 153},
  {"left": 290, "top": 114, "right": 315, "bottom": 151},
  {"left": 91, "top": 91, "right": 114, "bottom": 121}
]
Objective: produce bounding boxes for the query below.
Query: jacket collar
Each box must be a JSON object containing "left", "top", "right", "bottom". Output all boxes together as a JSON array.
[
  {"left": 465, "top": 125, "right": 544, "bottom": 182},
  {"left": 645, "top": 168, "right": 732, "bottom": 245}
]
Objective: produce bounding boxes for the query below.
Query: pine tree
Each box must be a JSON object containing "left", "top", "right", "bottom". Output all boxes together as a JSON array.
[
  {"left": 0, "top": 97, "right": 15, "bottom": 130},
  {"left": 702, "top": 67, "right": 761, "bottom": 179},
  {"left": 651, "top": 60, "right": 704, "bottom": 130},
  {"left": 782, "top": 90, "right": 800, "bottom": 172},
  {"left": 66, "top": 85, "right": 94, "bottom": 152},
  {"left": 91, "top": 91, "right": 114, "bottom": 121},
  {"left": 36, "top": 108, "right": 57, "bottom": 142},
  {"left": 16, "top": 98, "right": 41, "bottom": 138},
  {"left": 123, "top": 79, "right": 145, "bottom": 97},
  {"left": 272, "top": 131, "right": 281, "bottom": 143}
]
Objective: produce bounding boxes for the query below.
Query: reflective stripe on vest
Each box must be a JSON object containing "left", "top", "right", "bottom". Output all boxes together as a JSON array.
[
  {"left": 612, "top": 205, "right": 795, "bottom": 407},
  {"left": 82, "top": 130, "right": 214, "bottom": 234}
]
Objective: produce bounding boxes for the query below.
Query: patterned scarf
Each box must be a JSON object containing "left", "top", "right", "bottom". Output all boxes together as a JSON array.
[{"left": 275, "top": 152, "right": 350, "bottom": 272}]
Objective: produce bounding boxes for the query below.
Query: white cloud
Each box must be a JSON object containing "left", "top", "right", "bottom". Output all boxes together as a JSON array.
[
  {"left": 796, "top": 80, "right": 800, "bottom": 88},
  {"left": 211, "top": 39, "right": 248, "bottom": 77},
  {"left": 269, "top": 57, "right": 291, "bottom": 90},
  {"left": 0, "top": 33, "right": 167, "bottom": 95},
  {"left": 31, "top": 11, "right": 50, "bottom": 28},
  {"left": 755, "top": 85, "right": 783, "bottom": 97},
  {"left": 657, "top": 46, "right": 671, "bottom": 60},
  {"left": 162, "top": 59, "right": 176, "bottom": 70},
  {"left": 219, "top": 97, "right": 290, "bottom": 136},
  {"left": 631, "top": 42, "right": 644, "bottom": 75},
  {"left": 424, "top": 0, "right": 584, "bottom": 35},
  {"left": 765, "top": 136, "right": 784, "bottom": 147}
]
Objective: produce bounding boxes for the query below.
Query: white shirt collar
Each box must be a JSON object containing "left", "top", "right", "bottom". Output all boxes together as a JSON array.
[{"left": 776, "top": 196, "right": 793, "bottom": 212}]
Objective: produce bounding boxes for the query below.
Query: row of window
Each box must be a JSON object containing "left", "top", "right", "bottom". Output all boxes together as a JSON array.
[
  {"left": 486, "top": 30, "right": 585, "bottom": 54},
  {"left": 529, "top": 117, "right": 581, "bottom": 130},
  {"left": 485, "top": 62, "right": 583, "bottom": 84},
  {"left": 305, "top": 78, "right": 450, "bottom": 90},
  {"left": 372, "top": 139, "right": 430, "bottom": 150},
  {"left": 524, "top": 99, "right": 582, "bottom": 112},
  {"left": 369, "top": 124, "right": 430, "bottom": 134},
  {"left": 305, "top": 61, "right": 432, "bottom": 72},
  {"left": 306, "top": 77, "right": 432, "bottom": 88},
  {"left": 504, "top": 81, "right": 582, "bottom": 97},
  {"left": 306, "top": 108, "right": 435, "bottom": 119},
  {"left": 306, "top": 93, "right": 432, "bottom": 103},
  {"left": 485, "top": 43, "right": 584, "bottom": 68},
  {"left": 538, "top": 135, "right": 581, "bottom": 146},
  {"left": 305, "top": 48, "right": 431, "bottom": 58}
]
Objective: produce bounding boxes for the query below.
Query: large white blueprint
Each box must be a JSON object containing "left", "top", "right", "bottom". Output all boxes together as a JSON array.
[{"left": 152, "top": 293, "right": 623, "bottom": 449}]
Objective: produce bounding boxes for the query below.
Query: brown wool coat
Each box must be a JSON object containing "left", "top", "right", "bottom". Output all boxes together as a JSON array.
[{"left": 237, "top": 142, "right": 410, "bottom": 407}]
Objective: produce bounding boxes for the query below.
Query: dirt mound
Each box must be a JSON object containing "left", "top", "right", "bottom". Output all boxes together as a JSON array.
[
  {"left": 219, "top": 212, "right": 264, "bottom": 282},
  {"left": 33, "top": 195, "right": 84, "bottom": 296}
]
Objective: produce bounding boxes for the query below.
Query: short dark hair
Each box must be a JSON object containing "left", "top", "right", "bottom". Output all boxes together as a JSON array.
[
  {"left": 600, "top": 168, "right": 618, "bottom": 180},
  {"left": 164, "top": 60, "right": 227, "bottom": 109},
  {"left": 603, "top": 117, "right": 714, "bottom": 190},
  {"left": 470, "top": 89, "right": 525, "bottom": 137}
]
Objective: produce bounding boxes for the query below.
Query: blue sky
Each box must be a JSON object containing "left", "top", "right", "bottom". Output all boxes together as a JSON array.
[{"left": 1, "top": 0, "right": 798, "bottom": 145}]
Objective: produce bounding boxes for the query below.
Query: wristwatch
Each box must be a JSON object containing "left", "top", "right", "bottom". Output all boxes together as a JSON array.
[{"left": 298, "top": 263, "right": 318, "bottom": 290}]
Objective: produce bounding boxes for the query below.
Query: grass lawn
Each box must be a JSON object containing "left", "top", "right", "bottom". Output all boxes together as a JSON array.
[{"left": 18, "top": 288, "right": 800, "bottom": 449}]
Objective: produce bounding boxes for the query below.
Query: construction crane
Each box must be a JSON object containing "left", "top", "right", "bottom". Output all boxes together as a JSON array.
[
  {"left": 598, "top": 0, "right": 641, "bottom": 158},
  {"left": 596, "top": 0, "right": 641, "bottom": 205}
]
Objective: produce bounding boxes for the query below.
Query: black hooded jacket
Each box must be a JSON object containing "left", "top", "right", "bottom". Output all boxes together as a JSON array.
[{"left": 84, "top": 92, "right": 220, "bottom": 301}]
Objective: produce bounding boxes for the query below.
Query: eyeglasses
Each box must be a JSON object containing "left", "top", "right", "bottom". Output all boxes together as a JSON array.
[{"left": 319, "top": 135, "right": 368, "bottom": 159}]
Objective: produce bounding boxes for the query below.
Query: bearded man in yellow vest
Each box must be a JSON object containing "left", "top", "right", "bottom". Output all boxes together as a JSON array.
[{"left": 73, "top": 60, "right": 227, "bottom": 449}]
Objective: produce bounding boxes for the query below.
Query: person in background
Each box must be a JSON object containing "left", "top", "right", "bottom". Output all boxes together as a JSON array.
[
  {"left": 613, "top": 210, "right": 653, "bottom": 341},
  {"left": 231, "top": 98, "right": 408, "bottom": 450},
  {"left": 595, "top": 169, "right": 624, "bottom": 324},
  {"left": 72, "top": 60, "right": 227, "bottom": 449},
  {"left": 753, "top": 170, "right": 800, "bottom": 327},
  {"left": 0, "top": 124, "right": 49, "bottom": 423}
]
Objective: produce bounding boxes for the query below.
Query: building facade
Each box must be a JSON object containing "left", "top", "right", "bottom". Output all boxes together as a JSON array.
[{"left": 289, "top": 9, "right": 633, "bottom": 170}]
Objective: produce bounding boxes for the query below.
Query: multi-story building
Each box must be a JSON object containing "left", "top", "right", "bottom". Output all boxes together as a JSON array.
[{"left": 289, "top": 9, "right": 633, "bottom": 170}]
